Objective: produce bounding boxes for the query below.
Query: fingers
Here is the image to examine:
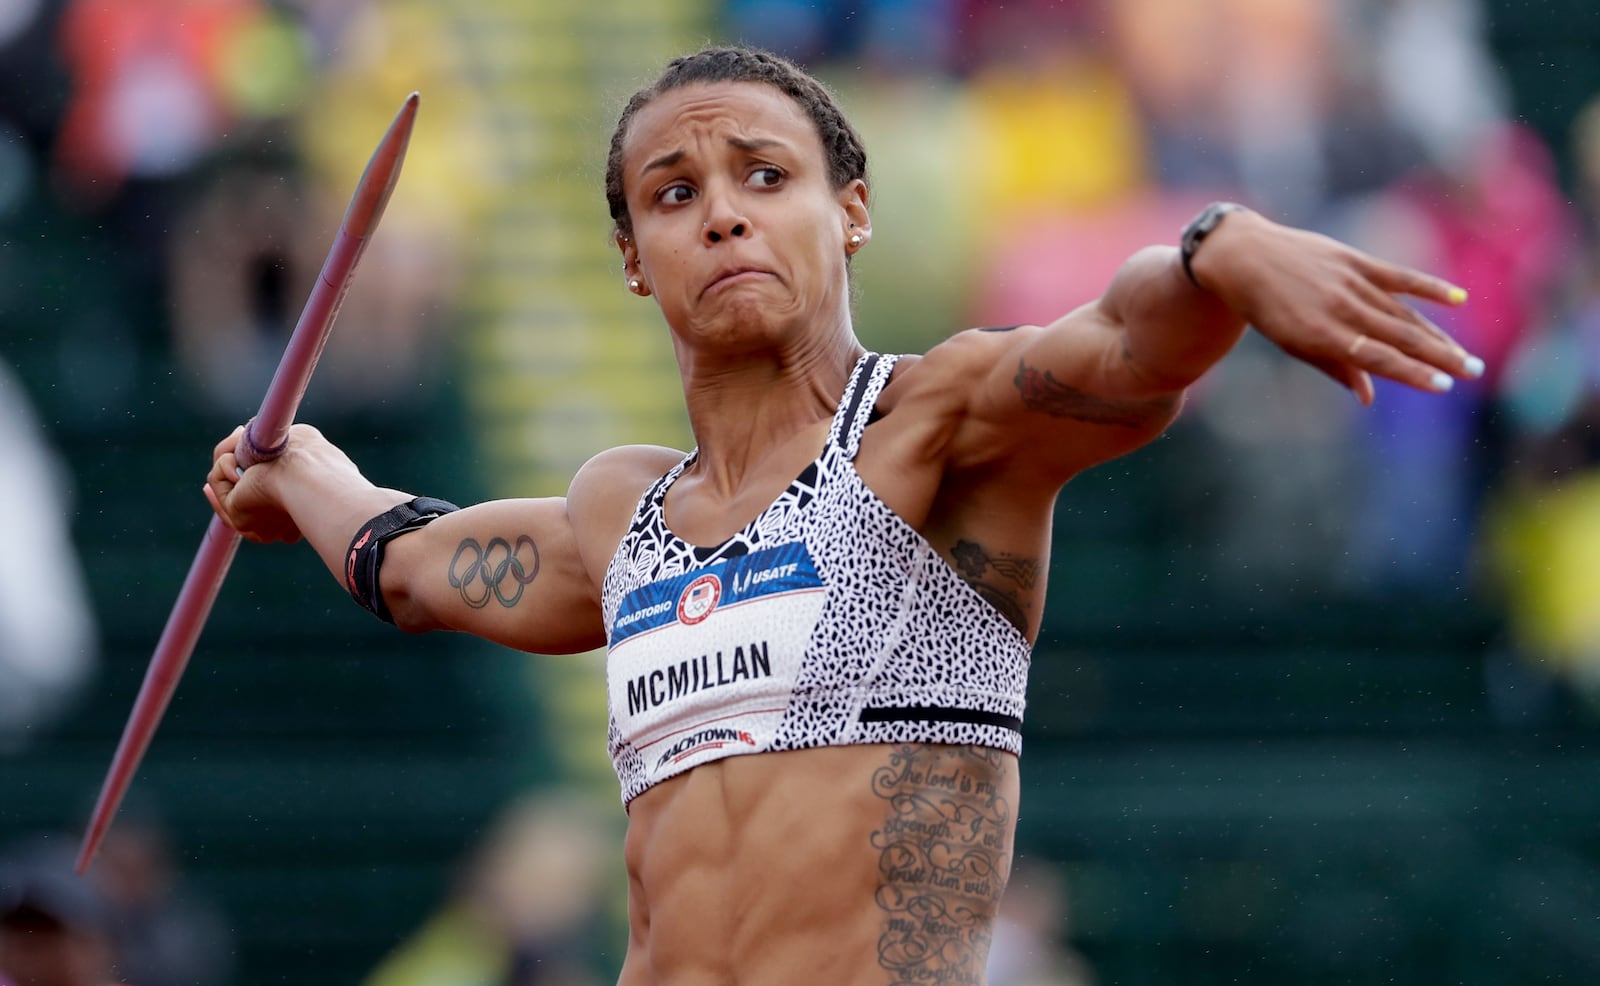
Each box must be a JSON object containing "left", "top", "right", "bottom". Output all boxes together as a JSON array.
[
  {"left": 1308, "top": 255, "right": 1485, "bottom": 395},
  {"left": 1245, "top": 232, "right": 1482, "bottom": 402},
  {"left": 1351, "top": 277, "right": 1456, "bottom": 350},
  {"left": 1348, "top": 277, "right": 1484, "bottom": 378},
  {"left": 1353, "top": 252, "right": 1468, "bottom": 308},
  {"left": 203, "top": 423, "right": 302, "bottom": 544},
  {"left": 1335, "top": 330, "right": 1458, "bottom": 394},
  {"left": 205, "top": 438, "right": 255, "bottom": 522},
  {"left": 211, "top": 424, "right": 246, "bottom": 464},
  {"left": 200, "top": 481, "right": 262, "bottom": 543},
  {"left": 1300, "top": 352, "right": 1376, "bottom": 406},
  {"left": 1335, "top": 311, "right": 1478, "bottom": 394},
  {"left": 205, "top": 448, "right": 241, "bottom": 519},
  {"left": 206, "top": 425, "right": 249, "bottom": 512},
  {"left": 206, "top": 452, "right": 235, "bottom": 495}
]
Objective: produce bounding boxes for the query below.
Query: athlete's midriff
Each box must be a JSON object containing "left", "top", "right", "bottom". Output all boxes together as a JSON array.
[{"left": 617, "top": 742, "right": 1020, "bottom": 986}]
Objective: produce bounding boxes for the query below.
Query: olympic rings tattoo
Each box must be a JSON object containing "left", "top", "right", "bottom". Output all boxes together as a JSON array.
[{"left": 447, "top": 535, "right": 541, "bottom": 609}]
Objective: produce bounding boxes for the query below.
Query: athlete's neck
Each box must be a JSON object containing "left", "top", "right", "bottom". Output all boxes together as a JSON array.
[{"left": 676, "top": 331, "right": 865, "bottom": 493}]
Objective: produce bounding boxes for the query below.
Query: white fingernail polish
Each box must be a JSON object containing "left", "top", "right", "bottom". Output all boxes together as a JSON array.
[
  {"left": 1431, "top": 371, "right": 1454, "bottom": 392},
  {"left": 235, "top": 466, "right": 244, "bottom": 478},
  {"left": 1463, "top": 354, "right": 1485, "bottom": 378}
]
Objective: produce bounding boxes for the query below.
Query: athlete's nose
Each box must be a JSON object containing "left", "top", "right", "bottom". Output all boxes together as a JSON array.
[
  {"left": 701, "top": 188, "right": 749, "bottom": 245},
  {"left": 704, "top": 220, "right": 747, "bottom": 244}
]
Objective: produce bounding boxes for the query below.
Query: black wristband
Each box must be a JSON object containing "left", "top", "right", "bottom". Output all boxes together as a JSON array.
[
  {"left": 345, "top": 496, "right": 461, "bottom": 623},
  {"left": 1179, "top": 201, "right": 1245, "bottom": 289}
]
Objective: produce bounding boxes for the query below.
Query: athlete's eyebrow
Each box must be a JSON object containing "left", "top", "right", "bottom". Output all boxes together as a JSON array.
[
  {"left": 641, "top": 149, "right": 685, "bottom": 175},
  {"left": 641, "top": 137, "right": 786, "bottom": 177},
  {"left": 727, "top": 136, "right": 783, "bottom": 155}
]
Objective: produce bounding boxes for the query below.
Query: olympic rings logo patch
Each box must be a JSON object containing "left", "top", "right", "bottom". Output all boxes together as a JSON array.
[{"left": 676, "top": 574, "right": 721, "bottom": 625}]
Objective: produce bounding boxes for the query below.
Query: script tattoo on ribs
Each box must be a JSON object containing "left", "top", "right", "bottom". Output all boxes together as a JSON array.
[
  {"left": 447, "top": 535, "right": 541, "bottom": 609},
  {"left": 949, "top": 539, "right": 1035, "bottom": 634},
  {"left": 870, "top": 745, "right": 1013, "bottom": 986},
  {"left": 1014, "top": 357, "right": 1165, "bottom": 427}
]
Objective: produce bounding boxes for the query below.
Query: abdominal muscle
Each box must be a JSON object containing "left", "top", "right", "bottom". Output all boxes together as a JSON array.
[{"left": 616, "top": 742, "right": 1020, "bottom": 986}]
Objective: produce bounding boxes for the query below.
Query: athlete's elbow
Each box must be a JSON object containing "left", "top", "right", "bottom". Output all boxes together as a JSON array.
[{"left": 381, "top": 580, "right": 445, "bottom": 635}]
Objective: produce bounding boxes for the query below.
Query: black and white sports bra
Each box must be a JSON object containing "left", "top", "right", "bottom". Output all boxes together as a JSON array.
[{"left": 601, "top": 353, "right": 1031, "bottom": 805}]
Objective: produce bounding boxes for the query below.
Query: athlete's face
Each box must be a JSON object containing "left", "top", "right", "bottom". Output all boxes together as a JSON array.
[{"left": 617, "top": 82, "right": 870, "bottom": 350}]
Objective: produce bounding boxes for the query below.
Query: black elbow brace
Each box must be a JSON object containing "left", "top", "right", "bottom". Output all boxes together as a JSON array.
[{"left": 345, "top": 496, "right": 461, "bottom": 623}]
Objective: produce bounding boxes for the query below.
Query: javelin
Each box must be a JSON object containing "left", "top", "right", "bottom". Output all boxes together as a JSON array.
[{"left": 76, "top": 93, "right": 421, "bottom": 874}]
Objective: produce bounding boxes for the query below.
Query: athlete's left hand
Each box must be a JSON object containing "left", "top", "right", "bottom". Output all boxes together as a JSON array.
[{"left": 1188, "top": 208, "right": 1482, "bottom": 405}]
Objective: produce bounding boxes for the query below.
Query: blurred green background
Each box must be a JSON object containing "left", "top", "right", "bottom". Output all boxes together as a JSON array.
[{"left": 1, "top": 1, "right": 1597, "bottom": 984}]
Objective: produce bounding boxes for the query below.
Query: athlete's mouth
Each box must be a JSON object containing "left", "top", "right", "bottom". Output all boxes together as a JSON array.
[{"left": 702, "top": 266, "right": 774, "bottom": 298}]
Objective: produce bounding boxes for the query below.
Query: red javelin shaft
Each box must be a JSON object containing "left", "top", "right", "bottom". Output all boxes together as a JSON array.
[{"left": 76, "top": 93, "right": 421, "bottom": 874}]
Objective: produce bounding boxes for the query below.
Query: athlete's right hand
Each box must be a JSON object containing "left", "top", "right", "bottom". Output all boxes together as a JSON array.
[{"left": 204, "top": 424, "right": 305, "bottom": 544}]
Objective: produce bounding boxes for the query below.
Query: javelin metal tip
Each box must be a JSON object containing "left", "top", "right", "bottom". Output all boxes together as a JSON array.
[{"left": 342, "top": 93, "right": 421, "bottom": 239}]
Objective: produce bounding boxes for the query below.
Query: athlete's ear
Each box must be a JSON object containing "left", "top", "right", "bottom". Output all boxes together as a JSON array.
[
  {"left": 840, "top": 179, "right": 870, "bottom": 250},
  {"left": 617, "top": 231, "right": 651, "bottom": 296}
]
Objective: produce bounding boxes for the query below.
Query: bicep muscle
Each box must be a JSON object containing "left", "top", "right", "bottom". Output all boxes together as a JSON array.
[{"left": 381, "top": 497, "right": 606, "bottom": 654}]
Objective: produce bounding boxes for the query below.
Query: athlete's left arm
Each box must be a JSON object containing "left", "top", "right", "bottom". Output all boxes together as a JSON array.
[{"left": 944, "top": 207, "right": 1482, "bottom": 481}]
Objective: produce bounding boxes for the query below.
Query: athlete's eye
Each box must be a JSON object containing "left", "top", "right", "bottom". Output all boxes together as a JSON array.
[
  {"left": 657, "top": 184, "right": 695, "bottom": 205},
  {"left": 747, "top": 167, "right": 783, "bottom": 189}
]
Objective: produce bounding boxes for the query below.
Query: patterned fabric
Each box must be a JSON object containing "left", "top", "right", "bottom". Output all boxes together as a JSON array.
[{"left": 601, "top": 353, "right": 1032, "bottom": 806}]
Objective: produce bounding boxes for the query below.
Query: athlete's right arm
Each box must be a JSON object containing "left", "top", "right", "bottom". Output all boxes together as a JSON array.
[{"left": 203, "top": 424, "right": 649, "bottom": 655}]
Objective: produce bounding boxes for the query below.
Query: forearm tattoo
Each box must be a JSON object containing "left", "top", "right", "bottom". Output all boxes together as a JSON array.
[
  {"left": 1014, "top": 357, "right": 1165, "bottom": 427},
  {"left": 871, "top": 745, "right": 1013, "bottom": 986},
  {"left": 950, "top": 539, "right": 1035, "bottom": 634},
  {"left": 447, "top": 535, "right": 541, "bottom": 609}
]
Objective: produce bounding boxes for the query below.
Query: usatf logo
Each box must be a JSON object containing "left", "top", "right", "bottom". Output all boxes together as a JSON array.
[{"left": 676, "top": 574, "right": 721, "bottom": 625}]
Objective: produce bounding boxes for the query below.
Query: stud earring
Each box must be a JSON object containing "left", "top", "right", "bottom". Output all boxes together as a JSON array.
[
  {"left": 629, "top": 279, "right": 641, "bottom": 291},
  {"left": 849, "top": 234, "right": 862, "bottom": 246}
]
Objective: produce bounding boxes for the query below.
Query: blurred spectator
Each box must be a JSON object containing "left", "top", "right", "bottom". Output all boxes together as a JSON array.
[
  {"left": 964, "top": 36, "right": 1148, "bottom": 230},
  {"left": 0, "top": 840, "right": 121, "bottom": 986},
  {"left": 165, "top": 162, "right": 462, "bottom": 416},
  {"left": 166, "top": 165, "right": 308, "bottom": 415},
  {"left": 1481, "top": 450, "right": 1600, "bottom": 711},
  {"left": 166, "top": 0, "right": 488, "bottom": 417},
  {"left": 1107, "top": 0, "right": 1336, "bottom": 222},
  {"left": 1339, "top": 116, "right": 1572, "bottom": 590},
  {"left": 292, "top": 0, "right": 494, "bottom": 263},
  {"left": 1373, "top": 0, "right": 1509, "bottom": 182},
  {"left": 720, "top": 0, "right": 831, "bottom": 64},
  {"left": 48, "top": 0, "right": 310, "bottom": 310},
  {"left": 364, "top": 795, "right": 614, "bottom": 986},
  {"left": 87, "top": 808, "right": 233, "bottom": 986},
  {"left": 1477, "top": 90, "right": 1600, "bottom": 712},
  {"left": 986, "top": 857, "right": 1095, "bottom": 986},
  {"left": 0, "top": 0, "right": 64, "bottom": 170},
  {"left": 0, "top": 364, "right": 96, "bottom": 753},
  {"left": 53, "top": 0, "right": 307, "bottom": 201}
]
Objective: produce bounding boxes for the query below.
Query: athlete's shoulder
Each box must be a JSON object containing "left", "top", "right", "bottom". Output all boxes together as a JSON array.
[
  {"left": 574, "top": 444, "right": 685, "bottom": 485},
  {"left": 567, "top": 444, "right": 688, "bottom": 581},
  {"left": 570, "top": 444, "right": 685, "bottom": 515},
  {"left": 876, "top": 326, "right": 1034, "bottom": 414}
]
